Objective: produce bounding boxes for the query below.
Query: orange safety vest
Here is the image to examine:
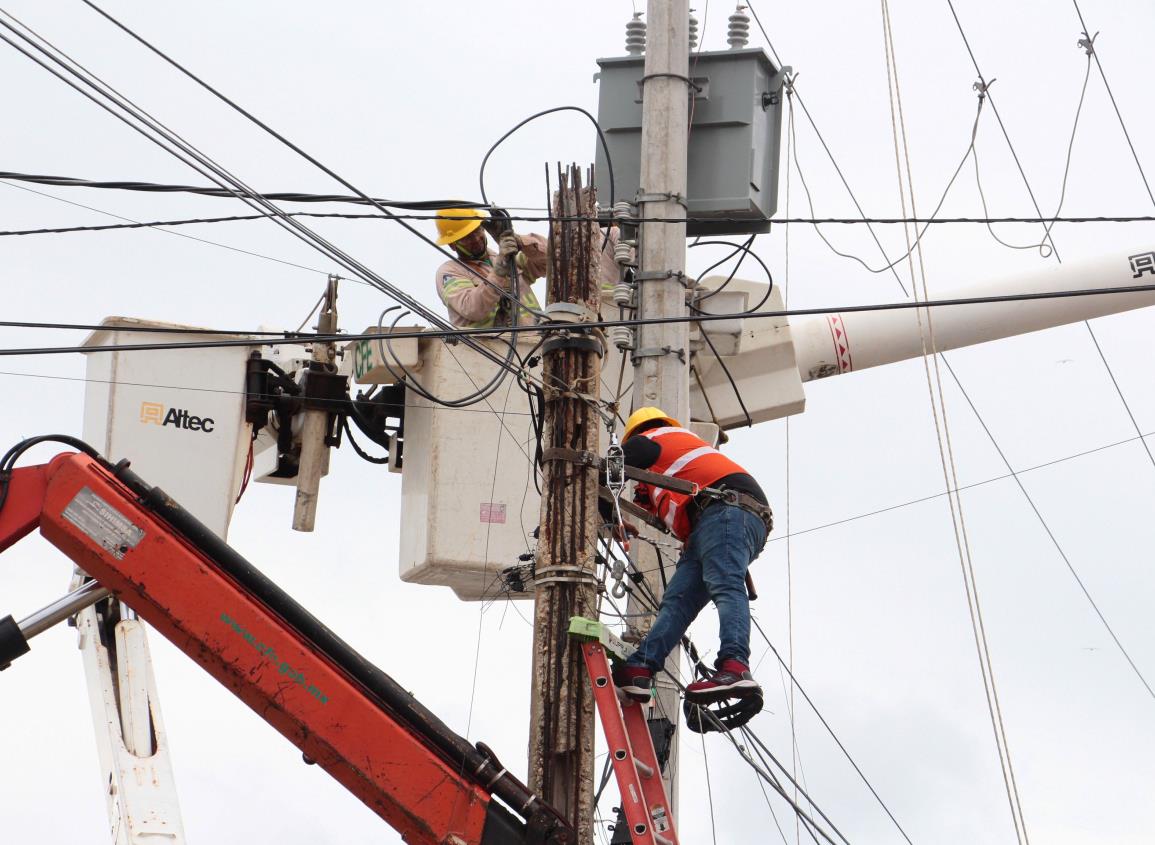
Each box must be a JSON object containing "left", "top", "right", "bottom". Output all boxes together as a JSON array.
[{"left": 634, "top": 427, "right": 750, "bottom": 542}]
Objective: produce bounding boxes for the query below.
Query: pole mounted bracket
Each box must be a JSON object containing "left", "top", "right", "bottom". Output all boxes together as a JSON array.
[
  {"left": 634, "top": 191, "right": 687, "bottom": 209},
  {"left": 541, "top": 447, "right": 599, "bottom": 468},
  {"left": 634, "top": 270, "right": 687, "bottom": 285},
  {"left": 632, "top": 346, "right": 686, "bottom": 364},
  {"left": 762, "top": 65, "right": 794, "bottom": 108}
]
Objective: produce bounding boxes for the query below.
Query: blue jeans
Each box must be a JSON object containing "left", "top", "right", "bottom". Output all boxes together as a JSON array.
[{"left": 628, "top": 504, "right": 767, "bottom": 670}]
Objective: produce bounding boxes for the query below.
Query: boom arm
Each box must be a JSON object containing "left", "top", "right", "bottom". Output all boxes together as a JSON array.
[{"left": 0, "top": 449, "right": 572, "bottom": 845}]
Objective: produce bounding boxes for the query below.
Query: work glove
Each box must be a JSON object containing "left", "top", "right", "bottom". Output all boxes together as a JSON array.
[{"left": 494, "top": 231, "right": 520, "bottom": 278}]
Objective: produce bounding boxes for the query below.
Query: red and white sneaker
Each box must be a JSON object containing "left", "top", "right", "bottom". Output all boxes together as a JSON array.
[
  {"left": 612, "top": 664, "right": 654, "bottom": 703},
  {"left": 685, "top": 659, "right": 760, "bottom": 704}
]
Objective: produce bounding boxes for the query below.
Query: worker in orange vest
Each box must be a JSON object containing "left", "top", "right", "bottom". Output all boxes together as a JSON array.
[{"left": 611, "top": 407, "right": 773, "bottom": 704}]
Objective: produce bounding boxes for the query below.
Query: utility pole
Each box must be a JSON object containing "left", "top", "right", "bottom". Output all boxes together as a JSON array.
[
  {"left": 528, "top": 165, "right": 603, "bottom": 843},
  {"left": 628, "top": 0, "right": 691, "bottom": 818}
]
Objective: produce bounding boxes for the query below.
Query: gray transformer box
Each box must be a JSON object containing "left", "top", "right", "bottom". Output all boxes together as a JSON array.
[{"left": 594, "top": 48, "right": 788, "bottom": 236}]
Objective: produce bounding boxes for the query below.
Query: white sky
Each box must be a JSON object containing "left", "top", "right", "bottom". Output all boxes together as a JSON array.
[{"left": 1, "top": 1, "right": 1154, "bottom": 843}]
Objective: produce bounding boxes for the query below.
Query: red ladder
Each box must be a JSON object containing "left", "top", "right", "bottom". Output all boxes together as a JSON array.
[{"left": 575, "top": 624, "right": 679, "bottom": 845}]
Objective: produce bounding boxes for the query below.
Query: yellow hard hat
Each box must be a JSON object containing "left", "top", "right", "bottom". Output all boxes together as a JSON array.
[
  {"left": 435, "top": 208, "right": 487, "bottom": 245},
  {"left": 623, "top": 407, "right": 680, "bottom": 441}
]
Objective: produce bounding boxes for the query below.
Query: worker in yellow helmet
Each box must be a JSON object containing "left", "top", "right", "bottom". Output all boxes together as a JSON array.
[
  {"left": 610, "top": 407, "right": 773, "bottom": 705},
  {"left": 433, "top": 208, "right": 547, "bottom": 329}
]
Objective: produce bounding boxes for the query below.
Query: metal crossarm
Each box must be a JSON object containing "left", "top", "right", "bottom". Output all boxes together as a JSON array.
[{"left": 572, "top": 618, "right": 679, "bottom": 845}]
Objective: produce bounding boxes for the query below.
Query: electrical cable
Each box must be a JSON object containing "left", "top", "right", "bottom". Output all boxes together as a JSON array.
[
  {"left": 1070, "top": 0, "right": 1155, "bottom": 207},
  {"left": 77, "top": 0, "right": 543, "bottom": 329},
  {"left": 746, "top": 0, "right": 912, "bottom": 298},
  {"left": 0, "top": 13, "right": 469, "bottom": 341},
  {"left": 881, "top": 7, "right": 1030, "bottom": 843},
  {"left": 689, "top": 235, "right": 754, "bottom": 303},
  {"left": 5, "top": 202, "right": 1155, "bottom": 238},
  {"left": 608, "top": 538, "right": 844, "bottom": 845},
  {"left": 377, "top": 307, "right": 514, "bottom": 408},
  {"left": 341, "top": 416, "right": 390, "bottom": 465},
  {"left": 6, "top": 279, "right": 1155, "bottom": 356},
  {"left": 0, "top": 176, "right": 341, "bottom": 277},
  {"left": 941, "top": 356, "right": 1155, "bottom": 703},
  {"left": 0, "top": 170, "right": 483, "bottom": 209},
  {"left": 750, "top": 616, "right": 915, "bottom": 844},
  {"left": 764, "top": 425, "right": 1155, "bottom": 543},
  {"left": 2, "top": 9, "right": 535, "bottom": 395},
  {"left": 688, "top": 237, "right": 775, "bottom": 313},
  {"left": 478, "top": 105, "right": 614, "bottom": 211},
  {"left": 700, "top": 730, "right": 720, "bottom": 845},
  {"left": 943, "top": 0, "right": 1059, "bottom": 262}
]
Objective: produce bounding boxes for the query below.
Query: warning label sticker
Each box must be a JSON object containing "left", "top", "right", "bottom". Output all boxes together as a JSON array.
[
  {"left": 479, "top": 502, "right": 507, "bottom": 524},
  {"left": 62, "top": 487, "right": 145, "bottom": 560}
]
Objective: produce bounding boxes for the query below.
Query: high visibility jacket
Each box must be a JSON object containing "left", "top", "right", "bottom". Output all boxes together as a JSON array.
[
  {"left": 633, "top": 426, "right": 750, "bottom": 542},
  {"left": 435, "top": 233, "right": 548, "bottom": 329}
]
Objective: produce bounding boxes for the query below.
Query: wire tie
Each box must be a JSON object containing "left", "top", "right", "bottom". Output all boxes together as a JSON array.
[{"left": 1077, "top": 31, "right": 1098, "bottom": 56}]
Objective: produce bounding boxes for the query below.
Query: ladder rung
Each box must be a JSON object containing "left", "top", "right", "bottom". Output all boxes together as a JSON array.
[
  {"left": 633, "top": 757, "right": 654, "bottom": 779},
  {"left": 654, "top": 834, "right": 675, "bottom": 845}
]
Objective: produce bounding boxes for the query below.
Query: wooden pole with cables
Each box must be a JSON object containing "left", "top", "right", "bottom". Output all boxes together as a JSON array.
[{"left": 527, "top": 164, "right": 604, "bottom": 843}]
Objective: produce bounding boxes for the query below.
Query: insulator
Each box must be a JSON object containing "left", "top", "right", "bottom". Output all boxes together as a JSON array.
[
  {"left": 612, "top": 282, "right": 633, "bottom": 307},
  {"left": 689, "top": 11, "right": 699, "bottom": 49},
  {"left": 612, "top": 200, "right": 635, "bottom": 223},
  {"left": 613, "top": 240, "right": 635, "bottom": 268},
  {"left": 609, "top": 325, "right": 634, "bottom": 351},
  {"left": 727, "top": 5, "right": 750, "bottom": 49},
  {"left": 625, "top": 12, "right": 646, "bottom": 56}
]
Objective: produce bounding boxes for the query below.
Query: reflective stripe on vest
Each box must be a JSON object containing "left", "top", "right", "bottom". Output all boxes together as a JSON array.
[{"left": 636, "top": 427, "right": 749, "bottom": 541}]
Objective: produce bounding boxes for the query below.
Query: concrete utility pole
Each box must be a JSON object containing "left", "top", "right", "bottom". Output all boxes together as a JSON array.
[
  {"left": 528, "top": 165, "right": 603, "bottom": 843},
  {"left": 628, "top": 0, "right": 691, "bottom": 817}
]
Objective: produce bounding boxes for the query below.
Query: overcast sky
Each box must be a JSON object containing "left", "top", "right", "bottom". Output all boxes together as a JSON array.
[{"left": 2, "top": 2, "right": 1154, "bottom": 843}]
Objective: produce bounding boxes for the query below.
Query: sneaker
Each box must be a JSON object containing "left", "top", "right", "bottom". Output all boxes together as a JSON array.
[
  {"left": 612, "top": 664, "right": 654, "bottom": 703},
  {"left": 685, "top": 659, "right": 760, "bottom": 704}
]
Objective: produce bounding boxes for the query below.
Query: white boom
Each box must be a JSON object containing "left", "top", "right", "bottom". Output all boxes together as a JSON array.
[
  {"left": 689, "top": 246, "right": 1155, "bottom": 428},
  {"left": 792, "top": 248, "right": 1155, "bottom": 381}
]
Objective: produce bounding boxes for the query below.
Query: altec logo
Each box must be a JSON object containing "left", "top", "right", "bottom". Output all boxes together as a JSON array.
[{"left": 140, "top": 402, "right": 216, "bottom": 433}]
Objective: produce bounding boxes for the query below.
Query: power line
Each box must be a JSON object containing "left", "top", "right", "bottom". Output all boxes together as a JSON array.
[
  {"left": 766, "top": 426, "right": 1155, "bottom": 543},
  {"left": 0, "top": 6, "right": 536, "bottom": 400},
  {"left": 941, "top": 355, "right": 1155, "bottom": 703},
  {"left": 6, "top": 172, "right": 1155, "bottom": 231},
  {"left": 3, "top": 279, "right": 1155, "bottom": 356},
  {"left": 750, "top": 616, "right": 914, "bottom": 845},
  {"left": 0, "top": 177, "right": 339, "bottom": 277},
  {"left": 76, "top": 0, "right": 543, "bottom": 331},
  {"left": 0, "top": 170, "right": 482, "bottom": 208}
]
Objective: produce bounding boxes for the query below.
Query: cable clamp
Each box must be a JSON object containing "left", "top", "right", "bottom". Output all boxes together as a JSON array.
[
  {"left": 1077, "top": 30, "right": 1098, "bottom": 56},
  {"left": 638, "top": 72, "right": 704, "bottom": 93},
  {"left": 635, "top": 191, "right": 687, "bottom": 209},
  {"left": 632, "top": 345, "right": 686, "bottom": 363},
  {"left": 762, "top": 66, "right": 793, "bottom": 109}
]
